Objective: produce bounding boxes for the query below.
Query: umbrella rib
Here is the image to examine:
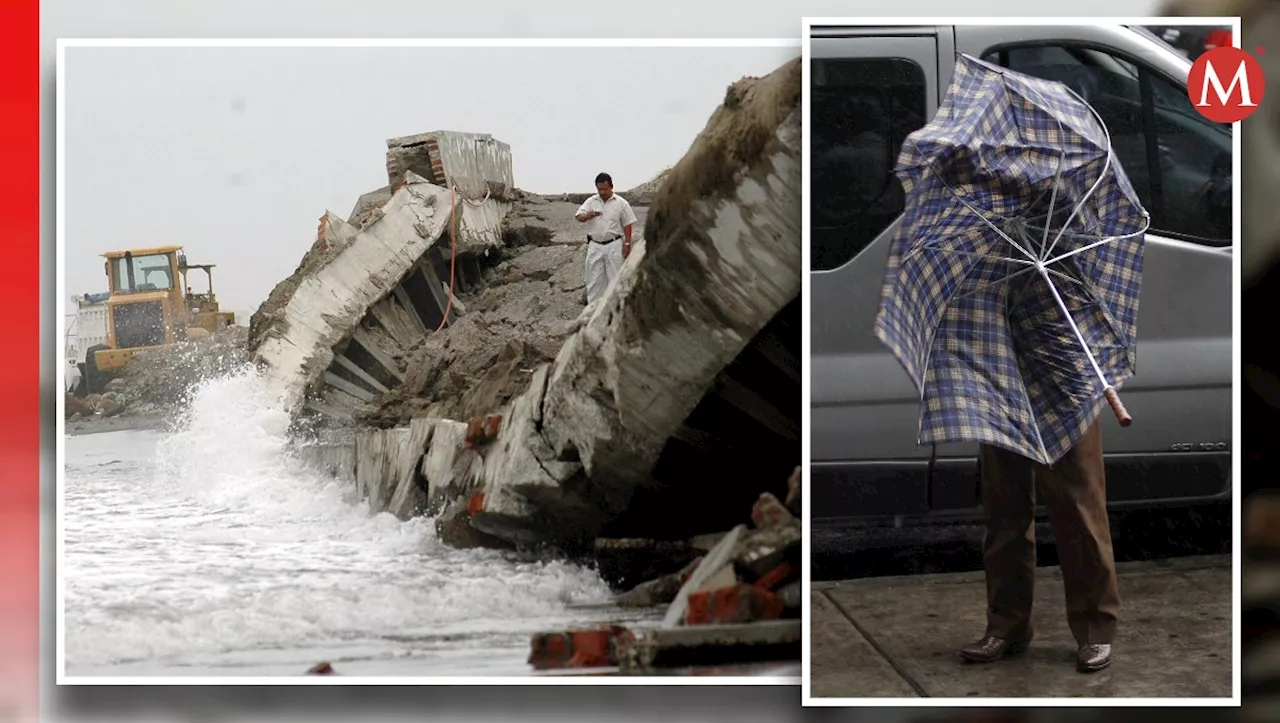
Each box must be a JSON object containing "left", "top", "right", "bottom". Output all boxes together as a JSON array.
[
  {"left": 1045, "top": 219, "right": 1148, "bottom": 267},
  {"left": 921, "top": 239, "right": 1034, "bottom": 265},
  {"left": 1054, "top": 254, "right": 1136, "bottom": 348},
  {"left": 1016, "top": 77, "right": 1069, "bottom": 262},
  {"left": 1042, "top": 82, "right": 1119, "bottom": 260},
  {"left": 1037, "top": 266, "right": 1110, "bottom": 391},
  {"left": 949, "top": 263, "right": 1037, "bottom": 303},
  {"left": 1045, "top": 267, "right": 1086, "bottom": 288},
  {"left": 948, "top": 188, "right": 1039, "bottom": 262}
]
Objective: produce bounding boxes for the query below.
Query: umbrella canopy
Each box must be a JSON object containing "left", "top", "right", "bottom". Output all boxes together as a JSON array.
[{"left": 873, "top": 53, "right": 1150, "bottom": 465}]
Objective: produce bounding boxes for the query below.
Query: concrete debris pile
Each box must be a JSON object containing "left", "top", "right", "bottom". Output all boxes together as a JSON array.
[
  {"left": 64, "top": 325, "right": 249, "bottom": 421},
  {"left": 276, "top": 56, "right": 801, "bottom": 557},
  {"left": 528, "top": 467, "right": 802, "bottom": 673},
  {"left": 119, "top": 325, "right": 250, "bottom": 409}
]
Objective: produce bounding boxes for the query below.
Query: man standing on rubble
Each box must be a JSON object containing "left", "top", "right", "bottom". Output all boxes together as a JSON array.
[{"left": 575, "top": 172, "right": 638, "bottom": 305}]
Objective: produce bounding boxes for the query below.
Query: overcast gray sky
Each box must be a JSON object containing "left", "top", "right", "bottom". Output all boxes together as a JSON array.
[{"left": 64, "top": 45, "right": 798, "bottom": 315}]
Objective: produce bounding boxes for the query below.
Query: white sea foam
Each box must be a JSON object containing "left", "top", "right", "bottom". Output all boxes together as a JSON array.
[{"left": 63, "top": 365, "right": 635, "bottom": 676}]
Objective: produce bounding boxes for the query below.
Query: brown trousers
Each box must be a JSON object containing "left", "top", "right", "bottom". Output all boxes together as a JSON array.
[{"left": 979, "top": 420, "right": 1120, "bottom": 646}]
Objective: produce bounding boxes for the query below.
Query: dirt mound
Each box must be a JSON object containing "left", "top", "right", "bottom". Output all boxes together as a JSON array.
[
  {"left": 114, "top": 325, "right": 251, "bottom": 413},
  {"left": 623, "top": 168, "right": 671, "bottom": 206}
]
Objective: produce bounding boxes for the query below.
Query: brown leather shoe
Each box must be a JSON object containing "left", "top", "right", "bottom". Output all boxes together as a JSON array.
[
  {"left": 958, "top": 636, "right": 1030, "bottom": 663},
  {"left": 1077, "top": 643, "right": 1111, "bottom": 672}
]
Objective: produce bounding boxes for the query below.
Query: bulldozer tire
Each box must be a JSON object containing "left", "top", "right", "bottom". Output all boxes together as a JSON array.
[
  {"left": 72, "top": 364, "right": 88, "bottom": 398},
  {"left": 83, "top": 344, "right": 109, "bottom": 396}
]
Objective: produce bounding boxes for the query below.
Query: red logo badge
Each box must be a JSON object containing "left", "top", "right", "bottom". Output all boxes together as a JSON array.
[{"left": 1188, "top": 45, "right": 1266, "bottom": 123}]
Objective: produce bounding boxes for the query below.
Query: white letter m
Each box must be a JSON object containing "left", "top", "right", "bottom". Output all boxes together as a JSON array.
[{"left": 1198, "top": 58, "right": 1257, "bottom": 107}]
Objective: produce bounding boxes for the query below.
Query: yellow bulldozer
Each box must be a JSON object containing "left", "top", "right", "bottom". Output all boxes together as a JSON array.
[{"left": 79, "top": 245, "right": 236, "bottom": 395}]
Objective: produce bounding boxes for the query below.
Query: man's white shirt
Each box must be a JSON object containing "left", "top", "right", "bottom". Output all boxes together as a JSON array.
[{"left": 578, "top": 193, "right": 638, "bottom": 241}]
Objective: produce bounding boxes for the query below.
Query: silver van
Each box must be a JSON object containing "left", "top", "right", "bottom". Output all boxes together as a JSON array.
[{"left": 809, "top": 25, "right": 1233, "bottom": 523}]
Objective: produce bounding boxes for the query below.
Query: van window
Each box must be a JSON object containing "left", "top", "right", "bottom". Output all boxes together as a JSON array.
[
  {"left": 985, "top": 44, "right": 1232, "bottom": 245},
  {"left": 810, "top": 57, "right": 927, "bottom": 271}
]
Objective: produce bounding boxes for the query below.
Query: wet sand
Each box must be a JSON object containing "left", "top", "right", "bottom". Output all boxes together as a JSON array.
[{"left": 65, "top": 413, "right": 173, "bottom": 437}]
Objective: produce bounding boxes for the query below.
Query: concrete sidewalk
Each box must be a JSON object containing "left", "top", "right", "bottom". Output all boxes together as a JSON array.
[{"left": 809, "top": 554, "right": 1233, "bottom": 698}]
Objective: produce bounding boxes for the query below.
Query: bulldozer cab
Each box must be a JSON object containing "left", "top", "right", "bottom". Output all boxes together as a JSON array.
[{"left": 102, "top": 245, "right": 186, "bottom": 352}]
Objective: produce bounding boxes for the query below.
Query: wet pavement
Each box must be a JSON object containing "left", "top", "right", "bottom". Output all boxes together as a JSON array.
[
  {"left": 811, "top": 503, "right": 1232, "bottom": 581},
  {"left": 808, "top": 554, "right": 1233, "bottom": 699}
]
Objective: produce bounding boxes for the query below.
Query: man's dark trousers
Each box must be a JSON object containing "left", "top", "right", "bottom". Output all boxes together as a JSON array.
[{"left": 978, "top": 418, "right": 1120, "bottom": 646}]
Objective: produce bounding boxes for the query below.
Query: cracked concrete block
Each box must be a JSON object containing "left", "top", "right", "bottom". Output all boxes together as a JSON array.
[
  {"left": 355, "top": 428, "right": 398, "bottom": 513},
  {"left": 415, "top": 417, "right": 482, "bottom": 510},
  {"left": 294, "top": 441, "right": 357, "bottom": 483},
  {"left": 385, "top": 421, "right": 435, "bottom": 520},
  {"left": 386, "top": 131, "right": 515, "bottom": 201},
  {"left": 354, "top": 426, "right": 434, "bottom": 516},
  {"left": 250, "top": 173, "right": 457, "bottom": 411},
  {"left": 468, "top": 365, "right": 597, "bottom": 545},
  {"left": 456, "top": 198, "right": 513, "bottom": 251}
]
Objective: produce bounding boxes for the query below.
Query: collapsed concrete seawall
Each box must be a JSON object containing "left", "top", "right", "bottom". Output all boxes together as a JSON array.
[{"left": 260, "top": 59, "right": 802, "bottom": 552}]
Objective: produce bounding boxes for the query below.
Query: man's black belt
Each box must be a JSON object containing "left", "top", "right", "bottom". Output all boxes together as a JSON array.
[{"left": 588, "top": 235, "right": 621, "bottom": 245}]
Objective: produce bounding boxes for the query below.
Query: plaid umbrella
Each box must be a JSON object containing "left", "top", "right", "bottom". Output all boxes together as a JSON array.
[{"left": 873, "top": 53, "right": 1150, "bottom": 465}]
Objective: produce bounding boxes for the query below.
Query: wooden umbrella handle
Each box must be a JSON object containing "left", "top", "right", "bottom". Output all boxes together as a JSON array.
[{"left": 1105, "top": 387, "right": 1132, "bottom": 427}]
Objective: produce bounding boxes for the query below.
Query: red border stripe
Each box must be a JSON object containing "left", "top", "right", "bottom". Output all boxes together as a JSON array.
[{"left": 0, "top": 0, "right": 41, "bottom": 717}]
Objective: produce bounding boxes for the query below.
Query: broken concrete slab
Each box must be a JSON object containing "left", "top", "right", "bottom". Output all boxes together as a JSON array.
[
  {"left": 416, "top": 417, "right": 481, "bottom": 512},
  {"left": 355, "top": 427, "right": 414, "bottom": 515},
  {"left": 256, "top": 67, "right": 798, "bottom": 564},
  {"left": 293, "top": 441, "right": 358, "bottom": 484},
  {"left": 615, "top": 620, "right": 801, "bottom": 671},
  {"left": 468, "top": 364, "right": 597, "bottom": 545},
  {"left": 250, "top": 173, "right": 459, "bottom": 411},
  {"left": 663, "top": 524, "right": 746, "bottom": 627}
]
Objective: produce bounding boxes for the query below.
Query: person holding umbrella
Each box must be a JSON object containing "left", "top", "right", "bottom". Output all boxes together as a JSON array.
[{"left": 874, "top": 54, "right": 1150, "bottom": 673}]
